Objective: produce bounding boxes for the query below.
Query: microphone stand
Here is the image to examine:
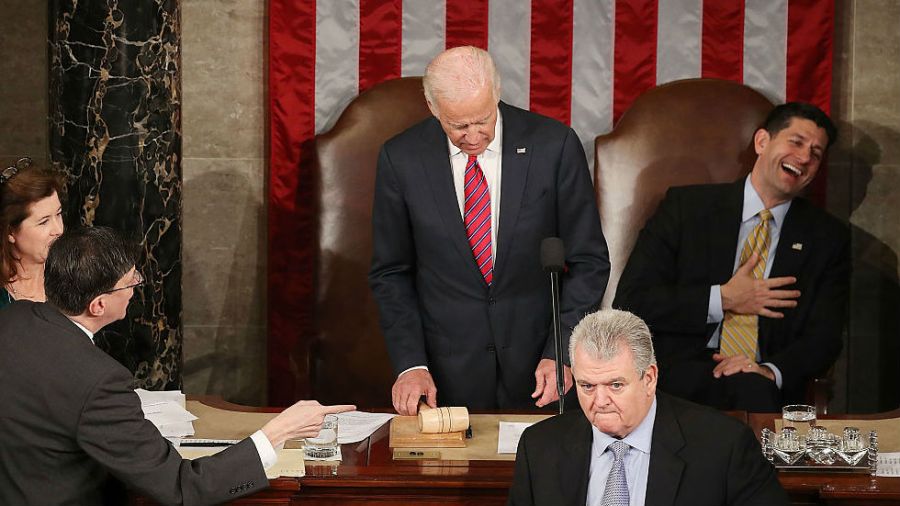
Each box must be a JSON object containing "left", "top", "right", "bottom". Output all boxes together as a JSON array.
[{"left": 549, "top": 270, "right": 565, "bottom": 415}]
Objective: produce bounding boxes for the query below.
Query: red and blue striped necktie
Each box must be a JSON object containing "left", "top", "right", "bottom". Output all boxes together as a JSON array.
[{"left": 464, "top": 154, "right": 493, "bottom": 285}]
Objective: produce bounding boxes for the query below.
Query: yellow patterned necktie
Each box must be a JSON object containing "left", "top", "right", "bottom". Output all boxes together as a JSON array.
[{"left": 719, "top": 209, "right": 773, "bottom": 360}]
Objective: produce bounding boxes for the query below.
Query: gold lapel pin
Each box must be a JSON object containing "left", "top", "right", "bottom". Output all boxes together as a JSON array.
[
  {"left": 792, "top": 243, "right": 803, "bottom": 251},
  {"left": 516, "top": 147, "right": 526, "bottom": 154}
]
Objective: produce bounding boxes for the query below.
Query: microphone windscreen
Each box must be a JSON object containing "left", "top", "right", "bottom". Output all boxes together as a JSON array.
[{"left": 540, "top": 237, "right": 566, "bottom": 272}]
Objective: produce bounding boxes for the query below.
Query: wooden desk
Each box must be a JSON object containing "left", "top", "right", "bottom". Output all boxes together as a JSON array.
[{"left": 135, "top": 399, "right": 900, "bottom": 505}]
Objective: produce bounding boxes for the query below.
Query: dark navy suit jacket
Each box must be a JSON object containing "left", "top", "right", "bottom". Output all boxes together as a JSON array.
[{"left": 369, "top": 102, "right": 610, "bottom": 408}]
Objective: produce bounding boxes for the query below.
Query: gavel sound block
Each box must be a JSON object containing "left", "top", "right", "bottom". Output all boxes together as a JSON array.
[{"left": 389, "top": 405, "right": 470, "bottom": 448}]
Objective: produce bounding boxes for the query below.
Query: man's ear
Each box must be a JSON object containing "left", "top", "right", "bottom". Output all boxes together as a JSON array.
[
  {"left": 753, "top": 128, "right": 771, "bottom": 155},
  {"left": 87, "top": 295, "right": 106, "bottom": 318},
  {"left": 643, "top": 363, "right": 658, "bottom": 394}
]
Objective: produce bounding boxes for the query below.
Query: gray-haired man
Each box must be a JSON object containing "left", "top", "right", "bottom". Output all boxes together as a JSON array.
[{"left": 508, "top": 309, "right": 787, "bottom": 506}]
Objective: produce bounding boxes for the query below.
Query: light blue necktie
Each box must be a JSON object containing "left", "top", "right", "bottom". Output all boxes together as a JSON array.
[{"left": 602, "top": 440, "right": 630, "bottom": 506}]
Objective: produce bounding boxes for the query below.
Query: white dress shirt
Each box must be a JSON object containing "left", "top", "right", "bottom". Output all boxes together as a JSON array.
[
  {"left": 70, "top": 318, "right": 278, "bottom": 469},
  {"left": 706, "top": 176, "right": 792, "bottom": 387},
  {"left": 586, "top": 398, "right": 656, "bottom": 506}
]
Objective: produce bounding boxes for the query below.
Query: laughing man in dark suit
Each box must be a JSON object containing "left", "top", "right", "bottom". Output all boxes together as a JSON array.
[
  {"left": 508, "top": 309, "right": 787, "bottom": 506},
  {"left": 369, "top": 46, "right": 609, "bottom": 415},
  {"left": 614, "top": 103, "right": 849, "bottom": 412}
]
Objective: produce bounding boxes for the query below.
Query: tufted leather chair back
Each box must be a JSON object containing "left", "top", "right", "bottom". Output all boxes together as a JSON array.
[
  {"left": 309, "top": 77, "right": 431, "bottom": 407},
  {"left": 594, "top": 78, "right": 773, "bottom": 307}
]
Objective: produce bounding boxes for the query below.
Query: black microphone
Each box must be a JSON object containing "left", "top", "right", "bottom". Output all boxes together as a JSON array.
[{"left": 540, "top": 237, "right": 566, "bottom": 414}]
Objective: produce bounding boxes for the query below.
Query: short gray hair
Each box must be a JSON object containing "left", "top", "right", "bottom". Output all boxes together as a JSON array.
[
  {"left": 423, "top": 46, "right": 500, "bottom": 111},
  {"left": 569, "top": 309, "right": 657, "bottom": 375}
]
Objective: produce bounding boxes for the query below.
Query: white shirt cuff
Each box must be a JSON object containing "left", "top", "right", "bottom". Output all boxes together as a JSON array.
[
  {"left": 760, "top": 362, "right": 783, "bottom": 389},
  {"left": 708, "top": 285, "right": 724, "bottom": 323},
  {"left": 250, "top": 430, "right": 278, "bottom": 469},
  {"left": 398, "top": 365, "right": 428, "bottom": 377}
]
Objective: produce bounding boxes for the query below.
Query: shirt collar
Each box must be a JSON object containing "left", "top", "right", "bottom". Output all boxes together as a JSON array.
[
  {"left": 70, "top": 318, "right": 95, "bottom": 344},
  {"left": 742, "top": 175, "right": 791, "bottom": 227},
  {"left": 446, "top": 106, "right": 503, "bottom": 158},
  {"left": 591, "top": 396, "right": 657, "bottom": 456}
]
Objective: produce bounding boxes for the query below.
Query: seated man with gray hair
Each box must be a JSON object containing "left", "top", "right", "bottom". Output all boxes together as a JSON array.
[{"left": 508, "top": 309, "right": 786, "bottom": 506}]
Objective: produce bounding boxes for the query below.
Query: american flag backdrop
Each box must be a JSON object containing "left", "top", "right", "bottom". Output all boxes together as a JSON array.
[{"left": 267, "top": 0, "right": 834, "bottom": 405}]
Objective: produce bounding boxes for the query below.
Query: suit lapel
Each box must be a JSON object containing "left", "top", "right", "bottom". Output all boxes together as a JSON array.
[
  {"left": 708, "top": 180, "right": 745, "bottom": 284},
  {"left": 645, "top": 394, "right": 686, "bottom": 506},
  {"left": 560, "top": 413, "right": 593, "bottom": 506},
  {"left": 419, "top": 119, "right": 486, "bottom": 286},
  {"left": 760, "top": 198, "right": 811, "bottom": 341},
  {"left": 494, "top": 102, "right": 531, "bottom": 284}
]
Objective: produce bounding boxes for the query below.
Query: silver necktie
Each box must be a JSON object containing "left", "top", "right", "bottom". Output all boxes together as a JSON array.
[{"left": 601, "top": 440, "right": 630, "bottom": 506}]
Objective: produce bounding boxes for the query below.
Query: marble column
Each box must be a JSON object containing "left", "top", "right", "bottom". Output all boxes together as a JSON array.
[{"left": 48, "top": 0, "right": 182, "bottom": 389}]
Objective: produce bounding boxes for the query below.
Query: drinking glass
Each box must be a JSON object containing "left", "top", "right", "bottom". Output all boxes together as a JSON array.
[
  {"left": 303, "top": 414, "right": 339, "bottom": 459},
  {"left": 782, "top": 404, "right": 816, "bottom": 432}
]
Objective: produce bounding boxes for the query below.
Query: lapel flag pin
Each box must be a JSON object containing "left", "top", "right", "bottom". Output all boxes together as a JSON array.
[
  {"left": 792, "top": 243, "right": 803, "bottom": 251},
  {"left": 516, "top": 147, "right": 526, "bottom": 154}
]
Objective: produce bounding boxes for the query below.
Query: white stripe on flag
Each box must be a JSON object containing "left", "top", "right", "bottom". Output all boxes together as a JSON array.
[
  {"left": 744, "top": 0, "right": 787, "bottom": 104},
  {"left": 315, "top": 0, "right": 359, "bottom": 134},
  {"left": 656, "top": 0, "right": 702, "bottom": 84},
  {"left": 401, "top": 0, "right": 445, "bottom": 77},
  {"left": 488, "top": 0, "right": 531, "bottom": 110},
  {"left": 571, "top": 0, "right": 615, "bottom": 167}
]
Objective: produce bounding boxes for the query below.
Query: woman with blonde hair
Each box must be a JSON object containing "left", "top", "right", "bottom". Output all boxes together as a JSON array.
[{"left": 0, "top": 157, "right": 66, "bottom": 308}]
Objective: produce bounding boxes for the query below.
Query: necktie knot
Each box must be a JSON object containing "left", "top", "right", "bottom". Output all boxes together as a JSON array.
[
  {"left": 608, "top": 440, "right": 629, "bottom": 461},
  {"left": 467, "top": 154, "right": 478, "bottom": 166},
  {"left": 759, "top": 209, "right": 773, "bottom": 223}
]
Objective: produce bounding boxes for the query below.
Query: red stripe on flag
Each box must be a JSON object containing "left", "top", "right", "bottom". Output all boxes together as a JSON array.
[
  {"left": 529, "top": 0, "right": 574, "bottom": 125},
  {"left": 359, "top": 0, "right": 402, "bottom": 93},
  {"left": 787, "top": 0, "right": 834, "bottom": 205},
  {"left": 701, "top": 0, "right": 744, "bottom": 82},
  {"left": 613, "top": 0, "right": 658, "bottom": 124},
  {"left": 445, "top": 0, "right": 489, "bottom": 49},
  {"left": 268, "top": 0, "right": 317, "bottom": 406},
  {"left": 786, "top": 0, "right": 833, "bottom": 113}
]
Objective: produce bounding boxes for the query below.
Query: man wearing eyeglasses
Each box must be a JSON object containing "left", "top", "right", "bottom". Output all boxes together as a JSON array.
[{"left": 0, "top": 226, "right": 355, "bottom": 505}]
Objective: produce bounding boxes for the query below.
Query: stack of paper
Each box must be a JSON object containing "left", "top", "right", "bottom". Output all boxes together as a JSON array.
[
  {"left": 336, "top": 411, "right": 396, "bottom": 444},
  {"left": 135, "top": 389, "right": 197, "bottom": 438}
]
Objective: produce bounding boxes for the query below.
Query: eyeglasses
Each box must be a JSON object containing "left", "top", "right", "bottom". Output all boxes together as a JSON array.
[
  {"left": 1, "top": 157, "right": 32, "bottom": 184},
  {"left": 103, "top": 271, "right": 144, "bottom": 294}
]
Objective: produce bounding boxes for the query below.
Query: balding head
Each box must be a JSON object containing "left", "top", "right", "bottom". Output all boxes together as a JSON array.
[{"left": 423, "top": 46, "right": 501, "bottom": 114}]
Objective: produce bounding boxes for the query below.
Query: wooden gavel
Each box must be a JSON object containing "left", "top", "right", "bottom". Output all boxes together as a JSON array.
[{"left": 417, "top": 403, "right": 469, "bottom": 434}]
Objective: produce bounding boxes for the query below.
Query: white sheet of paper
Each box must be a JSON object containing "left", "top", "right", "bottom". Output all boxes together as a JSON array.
[
  {"left": 497, "top": 421, "right": 534, "bottom": 454},
  {"left": 158, "top": 421, "right": 195, "bottom": 437},
  {"left": 135, "top": 389, "right": 186, "bottom": 408},
  {"left": 335, "top": 411, "right": 396, "bottom": 444},
  {"left": 877, "top": 452, "right": 900, "bottom": 477}
]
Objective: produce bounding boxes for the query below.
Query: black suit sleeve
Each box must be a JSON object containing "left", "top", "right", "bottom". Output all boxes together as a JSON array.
[
  {"left": 369, "top": 146, "right": 429, "bottom": 374},
  {"left": 545, "top": 128, "right": 610, "bottom": 362},
  {"left": 613, "top": 187, "right": 712, "bottom": 335},
  {"left": 77, "top": 366, "right": 268, "bottom": 506}
]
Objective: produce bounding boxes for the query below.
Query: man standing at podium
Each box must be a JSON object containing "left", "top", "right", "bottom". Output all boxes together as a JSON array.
[
  {"left": 370, "top": 46, "right": 609, "bottom": 415},
  {"left": 0, "top": 226, "right": 354, "bottom": 505}
]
